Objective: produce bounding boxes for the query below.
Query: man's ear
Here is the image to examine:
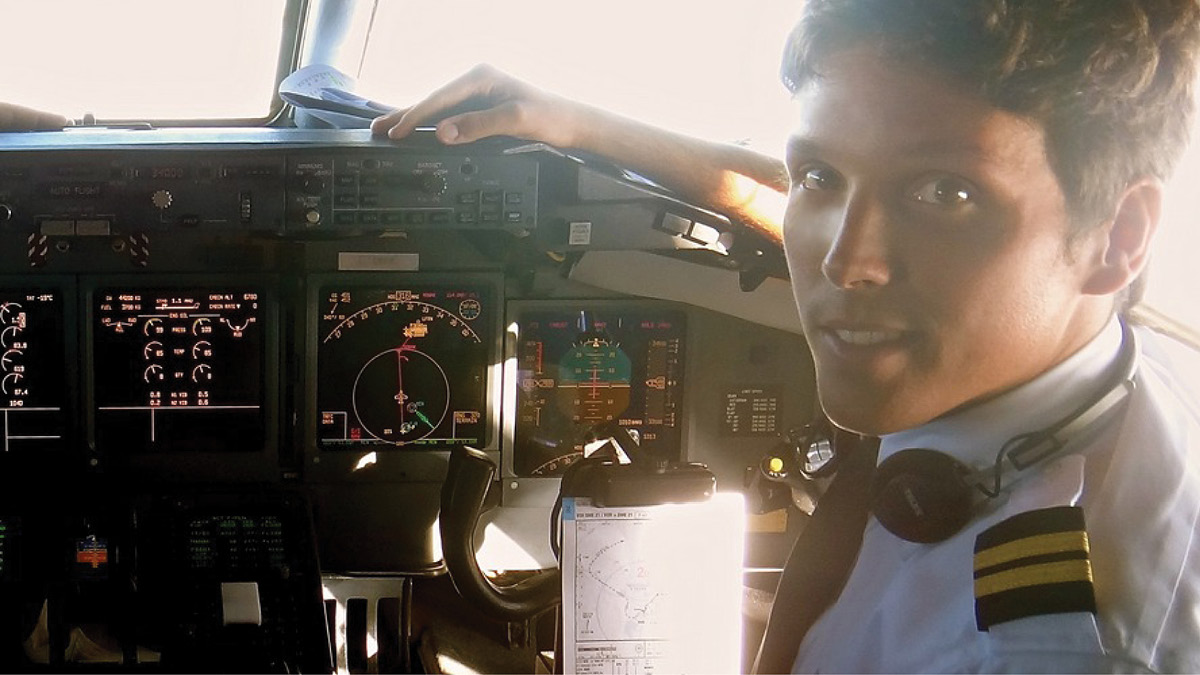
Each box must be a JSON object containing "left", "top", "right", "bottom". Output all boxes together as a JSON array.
[{"left": 1082, "top": 178, "right": 1161, "bottom": 296}]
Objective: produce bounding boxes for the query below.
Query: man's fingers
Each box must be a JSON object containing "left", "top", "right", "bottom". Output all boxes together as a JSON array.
[
  {"left": 371, "top": 68, "right": 496, "bottom": 140},
  {"left": 0, "top": 103, "right": 67, "bottom": 131},
  {"left": 369, "top": 107, "right": 410, "bottom": 136},
  {"left": 436, "top": 102, "right": 526, "bottom": 144},
  {"left": 371, "top": 64, "right": 529, "bottom": 141}
]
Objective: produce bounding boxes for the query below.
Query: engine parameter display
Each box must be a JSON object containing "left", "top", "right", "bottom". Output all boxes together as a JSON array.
[
  {"left": 0, "top": 290, "right": 66, "bottom": 453},
  {"left": 187, "top": 514, "right": 287, "bottom": 575},
  {"left": 513, "top": 307, "right": 685, "bottom": 476},
  {"left": 318, "top": 284, "right": 493, "bottom": 450},
  {"left": 93, "top": 288, "right": 265, "bottom": 452}
]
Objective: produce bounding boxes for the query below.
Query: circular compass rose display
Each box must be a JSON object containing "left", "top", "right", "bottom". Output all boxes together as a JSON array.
[{"left": 317, "top": 284, "right": 492, "bottom": 450}]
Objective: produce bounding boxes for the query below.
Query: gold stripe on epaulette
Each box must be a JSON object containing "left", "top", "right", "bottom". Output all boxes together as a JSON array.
[
  {"left": 973, "top": 531, "right": 1089, "bottom": 571},
  {"left": 974, "top": 559, "right": 1093, "bottom": 598}
]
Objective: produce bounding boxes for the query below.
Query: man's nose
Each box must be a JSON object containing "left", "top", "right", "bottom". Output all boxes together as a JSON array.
[{"left": 820, "top": 195, "right": 892, "bottom": 289}]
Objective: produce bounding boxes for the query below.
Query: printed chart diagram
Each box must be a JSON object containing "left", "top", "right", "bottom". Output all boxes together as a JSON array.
[{"left": 562, "top": 495, "right": 744, "bottom": 675}]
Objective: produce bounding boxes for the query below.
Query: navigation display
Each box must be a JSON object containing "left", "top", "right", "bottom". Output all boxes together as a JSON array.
[
  {"left": 317, "top": 283, "right": 494, "bottom": 450},
  {"left": 92, "top": 287, "right": 265, "bottom": 453},
  {"left": 512, "top": 306, "right": 686, "bottom": 476},
  {"left": 0, "top": 289, "right": 67, "bottom": 453}
]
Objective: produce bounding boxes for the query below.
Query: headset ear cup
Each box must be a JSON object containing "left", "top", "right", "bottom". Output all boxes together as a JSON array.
[{"left": 869, "top": 448, "right": 975, "bottom": 543}]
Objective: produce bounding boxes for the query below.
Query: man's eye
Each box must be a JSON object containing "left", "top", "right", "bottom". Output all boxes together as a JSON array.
[
  {"left": 797, "top": 167, "right": 842, "bottom": 191},
  {"left": 911, "top": 176, "right": 974, "bottom": 206}
]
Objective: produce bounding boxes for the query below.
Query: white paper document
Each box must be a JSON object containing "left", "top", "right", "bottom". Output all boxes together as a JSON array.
[
  {"left": 279, "top": 64, "right": 397, "bottom": 129},
  {"left": 561, "top": 493, "right": 744, "bottom": 674}
]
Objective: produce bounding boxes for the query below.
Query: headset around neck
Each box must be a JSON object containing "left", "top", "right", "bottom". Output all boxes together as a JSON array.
[{"left": 861, "top": 321, "right": 1140, "bottom": 543}]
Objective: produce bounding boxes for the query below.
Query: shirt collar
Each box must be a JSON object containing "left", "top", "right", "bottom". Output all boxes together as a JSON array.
[{"left": 878, "top": 318, "right": 1124, "bottom": 469}]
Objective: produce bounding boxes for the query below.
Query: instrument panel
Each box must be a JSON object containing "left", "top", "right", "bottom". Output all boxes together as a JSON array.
[
  {"left": 316, "top": 281, "right": 494, "bottom": 451},
  {"left": 0, "top": 273, "right": 698, "bottom": 487},
  {"left": 91, "top": 285, "right": 266, "bottom": 454},
  {"left": 0, "top": 288, "right": 67, "bottom": 454},
  {"left": 509, "top": 303, "right": 686, "bottom": 477},
  {"left": 0, "top": 129, "right": 539, "bottom": 243},
  {"left": 0, "top": 131, "right": 813, "bottom": 579}
]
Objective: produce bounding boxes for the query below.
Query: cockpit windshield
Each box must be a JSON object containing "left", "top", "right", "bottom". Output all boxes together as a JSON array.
[
  {"left": 353, "top": 0, "right": 801, "bottom": 152},
  {"left": 0, "top": 0, "right": 289, "bottom": 123},
  {"left": 0, "top": 0, "right": 1196, "bottom": 336}
]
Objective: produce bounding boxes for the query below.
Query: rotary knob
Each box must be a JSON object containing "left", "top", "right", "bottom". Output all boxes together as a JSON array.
[
  {"left": 420, "top": 173, "right": 447, "bottom": 195},
  {"left": 301, "top": 176, "right": 326, "bottom": 195},
  {"left": 151, "top": 189, "right": 173, "bottom": 209}
]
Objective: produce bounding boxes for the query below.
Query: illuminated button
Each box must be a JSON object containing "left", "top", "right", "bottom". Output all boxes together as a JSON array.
[
  {"left": 334, "top": 212, "right": 356, "bottom": 226},
  {"left": 359, "top": 193, "right": 380, "bottom": 207},
  {"left": 360, "top": 175, "right": 380, "bottom": 187},
  {"left": 481, "top": 190, "right": 503, "bottom": 204},
  {"left": 430, "top": 211, "right": 451, "bottom": 225},
  {"left": 335, "top": 194, "right": 357, "bottom": 207},
  {"left": 480, "top": 211, "right": 500, "bottom": 224},
  {"left": 335, "top": 175, "right": 356, "bottom": 187},
  {"left": 505, "top": 192, "right": 523, "bottom": 204},
  {"left": 505, "top": 211, "right": 523, "bottom": 223},
  {"left": 382, "top": 212, "right": 406, "bottom": 225},
  {"left": 357, "top": 212, "right": 380, "bottom": 225},
  {"left": 406, "top": 212, "right": 426, "bottom": 225},
  {"left": 458, "top": 191, "right": 479, "bottom": 204},
  {"left": 457, "top": 211, "right": 477, "bottom": 224}
]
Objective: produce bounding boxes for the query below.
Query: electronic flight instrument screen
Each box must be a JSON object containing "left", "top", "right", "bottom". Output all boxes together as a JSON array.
[
  {"left": 0, "top": 516, "right": 16, "bottom": 582},
  {"left": 0, "top": 289, "right": 66, "bottom": 453},
  {"left": 317, "top": 281, "right": 495, "bottom": 451},
  {"left": 512, "top": 305, "right": 686, "bottom": 476},
  {"left": 91, "top": 287, "right": 265, "bottom": 453},
  {"left": 186, "top": 514, "right": 288, "bottom": 575}
]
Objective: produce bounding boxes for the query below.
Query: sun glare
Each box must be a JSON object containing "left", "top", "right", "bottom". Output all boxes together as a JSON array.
[
  {"left": 0, "top": 0, "right": 286, "bottom": 120},
  {"left": 1, "top": 0, "right": 1195, "bottom": 333}
]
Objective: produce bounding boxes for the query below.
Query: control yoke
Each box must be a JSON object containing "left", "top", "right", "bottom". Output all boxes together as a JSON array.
[{"left": 439, "top": 446, "right": 561, "bottom": 621}]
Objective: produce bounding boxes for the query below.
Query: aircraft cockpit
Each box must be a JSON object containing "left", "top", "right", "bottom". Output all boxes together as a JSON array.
[{"left": 1, "top": 1, "right": 1198, "bottom": 673}]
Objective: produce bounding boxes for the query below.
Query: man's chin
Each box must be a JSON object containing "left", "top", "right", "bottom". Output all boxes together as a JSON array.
[{"left": 820, "top": 395, "right": 931, "bottom": 437}]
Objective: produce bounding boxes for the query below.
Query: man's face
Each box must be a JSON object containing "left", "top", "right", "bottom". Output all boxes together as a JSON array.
[{"left": 784, "top": 48, "right": 1109, "bottom": 436}]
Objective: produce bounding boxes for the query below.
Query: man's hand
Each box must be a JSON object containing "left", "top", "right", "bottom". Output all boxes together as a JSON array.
[
  {"left": 372, "top": 64, "right": 787, "bottom": 242},
  {"left": 370, "top": 64, "right": 587, "bottom": 149},
  {"left": 0, "top": 103, "right": 67, "bottom": 131}
]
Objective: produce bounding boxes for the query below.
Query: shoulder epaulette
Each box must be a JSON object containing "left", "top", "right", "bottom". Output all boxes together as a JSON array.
[{"left": 973, "top": 505, "right": 1096, "bottom": 631}]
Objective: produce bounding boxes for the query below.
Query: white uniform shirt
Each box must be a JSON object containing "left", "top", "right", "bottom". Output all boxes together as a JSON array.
[{"left": 792, "top": 320, "right": 1200, "bottom": 673}]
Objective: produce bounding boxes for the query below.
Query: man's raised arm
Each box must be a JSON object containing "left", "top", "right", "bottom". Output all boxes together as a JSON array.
[{"left": 371, "top": 64, "right": 788, "bottom": 244}]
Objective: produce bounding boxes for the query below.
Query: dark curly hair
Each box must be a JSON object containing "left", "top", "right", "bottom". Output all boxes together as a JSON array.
[{"left": 782, "top": 0, "right": 1200, "bottom": 230}]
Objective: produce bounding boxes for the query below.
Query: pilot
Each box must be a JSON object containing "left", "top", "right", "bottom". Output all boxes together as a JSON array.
[{"left": 374, "top": 0, "right": 1200, "bottom": 673}]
